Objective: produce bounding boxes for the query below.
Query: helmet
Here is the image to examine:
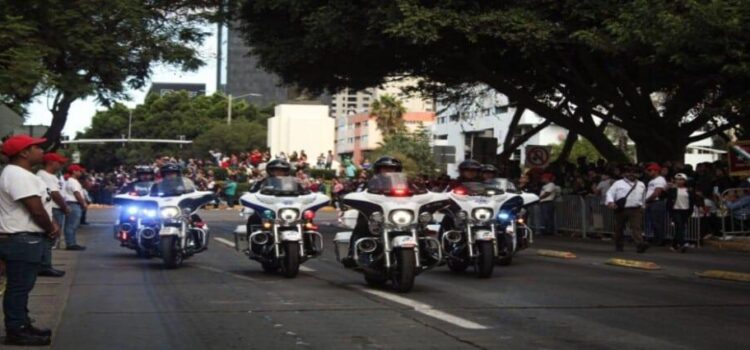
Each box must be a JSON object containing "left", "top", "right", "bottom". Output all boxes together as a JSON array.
[
  {"left": 135, "top": 166, "right": 153, "bottom": 176},
  {"left": 458, "top": 160, "right": 482, "bottom": 172},
  {"left": 160, "top": 163, "right": 181, "bottom": 176},
  {"left": 480, "top": 164, "right": 498, "bottom": 174},
  {"left": 373, "top": 156, "right": 403, "bottom": 173},
  {"left": 266, "top": 159, "right": 292, "bottom": 176}
]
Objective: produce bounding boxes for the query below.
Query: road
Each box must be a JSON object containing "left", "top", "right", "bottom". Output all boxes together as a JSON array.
[{"left": 41, "top": 209, "right": 750, "bottom": 349}]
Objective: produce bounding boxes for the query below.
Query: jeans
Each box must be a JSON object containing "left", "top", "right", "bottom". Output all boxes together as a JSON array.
[
  {"left": 64, "top": 203, "right": 83, "bottom": 246},
  {"left": 671, "top": 210, "right": 690, "bottom": 247},
  {"left": 646, "top": 200, "right": 667, "bottom": 244},
  {"left": 41, "top": 208, "right": 66, "bottom": 269},
  {"left": 540, "top": 201, "right": 556, "bottom": 235},
  {"left": 0, "top": 233, "right": 44, "bottom": 329}
]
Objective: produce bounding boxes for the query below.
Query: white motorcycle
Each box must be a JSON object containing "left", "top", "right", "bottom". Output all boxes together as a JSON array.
[
  {"left": 234, "top": 177, "right": 329, "bottom": 278},
  {"left": 114, "top": 177, "right": 213, "bottom": 268},
  {"left": 486, "top": 178, "right": 539, "bottom": 265},
  {"left": 334, "top": 173, "right": 448, "bottom": 293}
]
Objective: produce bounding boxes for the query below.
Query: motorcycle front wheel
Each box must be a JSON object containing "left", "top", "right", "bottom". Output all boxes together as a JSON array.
[
  {"left": 447, "top": 257, "right": 469, "bottom": 273},
  {"left": 161, "top": 236, "right": 183, "bottom": 269},
  {"left": 496, "top": 236, "right": 514, "bottom": 266},
  {"left": 391, "top": 248, "right": 416, "bottom": 293},
  {"left": 475, "top": 241, "right": 495, "bottom": 278},
  {"left": 280, "top": 241, "right": 300, "bottom": 278}
]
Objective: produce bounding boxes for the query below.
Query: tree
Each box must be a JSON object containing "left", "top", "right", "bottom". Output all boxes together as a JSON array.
[
  {"left": 0, "top": 10, "right": 46, "bottom": 110},
  {"left": 234, "top": 0, "right": 750, "bottom": 163},
  {"left": 77, "top": 92, "right": 272, "bottom": 170},
  {"left": 370, "top": 94, "right": 406, "bottom": 137},
  {"left": 550, "top": 137, "right": 603, "bottom": 164},
  {"left": 2, "top": 0, "right": 219, "bottom": 147},
  {"left": 372, "top": 125, "right": 437, "bottom": 176}
]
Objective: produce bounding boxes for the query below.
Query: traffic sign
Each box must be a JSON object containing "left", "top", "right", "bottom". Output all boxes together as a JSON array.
[
  {"left": 728, "top": 141, "right": 750, "bottom": 176},
  {"left": 525, "top": 145, "right": 550, "bottom": 168}
]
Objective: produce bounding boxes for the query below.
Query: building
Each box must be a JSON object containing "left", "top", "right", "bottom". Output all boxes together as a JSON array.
[
  {"left": 329, "top": 78, "right": 434, "bottom": 120},
  {"left": 147, "top": 83, "right": 206, "bottom": 97},
  {"left": 432, "top": 90, "right": 568, "bottom": 176},
  {"left": 336, "top": 111, "right": 436, "bottom": 165},
  {"left": 267, "top": 104, "right": 335, "bottom": 163}
]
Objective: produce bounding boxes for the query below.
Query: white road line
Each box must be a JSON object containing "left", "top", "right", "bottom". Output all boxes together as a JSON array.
[
  {"left": 213, "top": 237, "right": 236, "bottom": 248},
  {"left": 299, "top": 266, "right": 316, "bottom": 272},
  {"left": 356, "top": 287, "right": 489, "bottom": 330}
]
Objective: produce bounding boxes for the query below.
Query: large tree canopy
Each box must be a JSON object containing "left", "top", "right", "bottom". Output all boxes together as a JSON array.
[
  {"left": 1, "top": 0, "right": 219, "bottom": 147},
  {"left": 235, "top": 0, "right": 750, "bottom": 163}
]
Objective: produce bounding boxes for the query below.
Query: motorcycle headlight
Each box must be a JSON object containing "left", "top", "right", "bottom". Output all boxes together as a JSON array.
[
  {"left": 472, "top": 208, "right": 493, "bottom": 222},
  {"left": 279, "top": 208, "right": 299, "bottom": 222},
  {"left": 263, "top": 210, "right": 276, "bottom": 219},
  {"left": 141, "top": 209, "right": 157, "bottom": 218},
  {"left": 497, "top": 210, "right": 512, "bottom": 222},
  {"left": 160, "top": 206, "right": 180, "bottom": 219},
  {"left": 389, "top": 210, "right": 414, "bottom": 226},
  {"left": 126, "top": 206, "right": 138, "bottom": 215}
]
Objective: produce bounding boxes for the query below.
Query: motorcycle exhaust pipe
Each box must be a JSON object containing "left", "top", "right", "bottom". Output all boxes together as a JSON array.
[
  {"left": 120, "top": 223, "right": 133, "bottom": 232},
  {"left": 356, "top": 238, "right": 378, "bottom": 254},
  {"left": 139, "top": 228, "right": 157, "bottom": 240},
  {"left": 250, "top": 232, "right": 270, "bottom": 245},
  {"left": 443, "top": 230, "right": 463, "bottom": 243}
]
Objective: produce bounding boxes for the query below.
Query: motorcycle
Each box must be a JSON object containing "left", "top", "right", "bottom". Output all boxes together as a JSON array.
[
  {"left": 113, "top": 177, "right": 213, "bottom": 268},
  {"left": 485, "top": 178, "right": 539, "bottom": 265},
  {"left": 234, "top": 177, "right": 329, "bottom": 278},
  {"left": 113, "top": 181, "right": 154, "bottom": 251},
  {"left": 441, "top": 182, "right": 506, "bottom": 278},
  {"left": 334, "top": 173, "right": 448, "bottom": 293}
]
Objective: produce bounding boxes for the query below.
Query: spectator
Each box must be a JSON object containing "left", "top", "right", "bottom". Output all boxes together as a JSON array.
[
  {"left": 317, "top": 153, "right": 325, "bottom": 168},
  {"left": 63, "top": 165, "right": 87, "bottom": 251},
  {"left": 594, "top": 172, "right": 613, "bottom": 205},
  {"left": 666, "top": 173, "right": 698, "bottom": 253},
  {"left": 36, "top": 153, "right": 70, "bottom": 277},
  {"left": 325, "top": 150, "right": 334, "bottom": 170},
  {"left": 224, "top": 176, "right": 238, "bottom": 209},
  {"left": 644, "top": 163, "right": 668, "bottom": 246},
  {"left": 344, "top": 159, "right": 357, "bottom": 179},
  {"left": 331, "top": 177, "right": 344, "bottom": 209},
  {"left": 539, "top": 173, "right": 557, "bottom": 236},
  {"left": 606, "top": 166, "right": 648, "bottom": 253}
]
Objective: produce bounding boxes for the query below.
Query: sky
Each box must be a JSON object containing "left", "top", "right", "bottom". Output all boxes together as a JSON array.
[{"left": 24, "top": 26, "right": 220, "bottom": 137}]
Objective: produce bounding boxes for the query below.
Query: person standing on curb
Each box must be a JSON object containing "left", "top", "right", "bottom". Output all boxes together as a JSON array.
[
  {"left": 62, "top": 164, "right": 87, "bottom": 251},
  {"left": 644, "top": 163, "right": 668, "bottom": 246},
  {"left": 36, "top": 153, "right": 70, "bottom": 277},
  {"left": 539, "top": 173, "right": 557, "bottom": 236},
  {"left": 0, "top": 135, "right": 58, "bottom": 346},
  {"left": 666, "top": 173, "right": 699, "bottom": 253},
  {"left": 606, "top": 166, "right": 649, "bottom": 253}
]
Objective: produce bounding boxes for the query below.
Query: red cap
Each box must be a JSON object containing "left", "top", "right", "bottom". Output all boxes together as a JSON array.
[
  {"left": 43, "top": 152, "right": 69, "bottom": 164},
  {"left": 541, "top": 173, "right": 555, "bottom": 181},
  {"left": 1, "top": 135, "right": 46, "bottom": 157},
  {"left": 67, "top": 164, "right": 86, "bottom": 173},
  {"left": 646, "top": 163, "right": 661, "bottom": 172}
]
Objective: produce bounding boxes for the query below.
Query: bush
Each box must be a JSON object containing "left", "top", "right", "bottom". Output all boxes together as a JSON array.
[
  {"left": 207, "top": 167, "right": 228, "bottom": 181},
  {"left": 308, "top": 168, "right": 337, "bottom": 180}
]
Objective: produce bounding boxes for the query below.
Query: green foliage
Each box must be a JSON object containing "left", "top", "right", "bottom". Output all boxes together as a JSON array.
[
  {"left": 308, "top": 168, "right": 337, "bottom": 180},
  {"left": 370, "top": 94, "right": 406, "bottom": 137},
  {"left": 550, "top": 138, "right": 603, "bottom": 163},
  {"left": 372, "top": 125, "right": 436, "bottom": 176},
  {"left": 77, "top": 92, "right": 271, "bottom": 171},
  {"left": 208, "top": 167, "right": 229, "bottom": 181},
  {"left": 0, "top": 12, "right": 46, "bottom": 109},
  {"left": 234, "top": 0, "right": 750, "bottom": 163}
]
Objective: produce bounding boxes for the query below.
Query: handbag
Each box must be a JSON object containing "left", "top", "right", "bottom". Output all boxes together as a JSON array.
[{"left": 615, "top": 182, "right": 638, "bottom": 211}]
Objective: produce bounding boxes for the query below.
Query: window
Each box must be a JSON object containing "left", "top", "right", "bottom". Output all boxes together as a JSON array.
[
  {"left": 362, "top": 120, "right": 368, "bottom": 127},
  {"left": 449, "top": 114, "right": 460, "bottom": 122},
  {"left": 494, "top": 105, "right": 509, "bottom": 114},
  {"left": 363, "top": 103, "right": 369, "bottom": 108},
  {"left": 361, "top": 135, "right": 369, "bottom": 143},
  {"left": 348, "top": 96, "right": 357, "bottom": 102},
  {"left": 363, "top": 96, "right": 370, "bottom": 101},
  {"left": 434, "top": 134, "right": 448, "bottom": 140},
  {"left": 348, "top": 138, "right": 354, "bottom": 143}
]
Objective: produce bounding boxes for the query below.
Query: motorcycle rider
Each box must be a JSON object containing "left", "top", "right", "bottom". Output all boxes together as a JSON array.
[
  {"left": 341, "top": 156, "right": 403, "bottom": 267},
  {"left": 118, "top": 166, "right": 155, "bottom": 195},
  {"left": 440, "top": 159, "right": 483, "bottom": 231},
  {"left": 245, "top": 159, "right": 308, "bottom": 229},
  {"left": 480, "top": 164, "right": 499, "bottom": 182}
]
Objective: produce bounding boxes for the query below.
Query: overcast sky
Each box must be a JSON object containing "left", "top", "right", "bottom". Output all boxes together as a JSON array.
[{"left": 24, "top": 26, "right": 220, "bottom": 137}]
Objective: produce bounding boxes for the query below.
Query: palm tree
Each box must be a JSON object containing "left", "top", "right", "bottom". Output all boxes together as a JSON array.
[{"left": 370, "top": 94, "right": 407, "bottom": 137}]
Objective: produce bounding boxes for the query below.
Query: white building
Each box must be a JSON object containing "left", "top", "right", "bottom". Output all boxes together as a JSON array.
[
  {"left": 267, "top": 104, "right": 335, "bottom": 162},
  {"left": 432, "top": 91, "right": 567, "bottom": 176},
  {"left": 329, "top": 78, "right": 435, "bottom": 119}
]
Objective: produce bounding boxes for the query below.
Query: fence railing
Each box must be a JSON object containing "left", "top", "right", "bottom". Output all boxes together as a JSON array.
[
  {"left": 718, "top": 188, "right": 750, "bottom": 236},
  {"left": 527, "top": 195, "right": 717, "bottom": 245}
]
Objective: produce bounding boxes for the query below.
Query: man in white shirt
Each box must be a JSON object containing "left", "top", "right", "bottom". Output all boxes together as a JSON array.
[
  {"left": 644, "top": 163, "right": 668, "bottom": 246},
  {"left": 539, "top": 173, "right": 557, "bottom": 236},
  {"left": 63, "top": 164, "right": 87, "bottom": 251},
  {"left": 0, "top": 135, "right": 58, "bottom": 345},
  {"left": 36, "top": 153, "right": 71, "bottom": 277},
  {"left": 606, "top": 166, "right": 648, "bottom": 253}
]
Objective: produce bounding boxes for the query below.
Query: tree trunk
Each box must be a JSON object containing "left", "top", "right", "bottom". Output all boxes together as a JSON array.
[
  {"left": 42, "top": 95, "right": 74, "bottom": 151},
  {"left": 634, "top": 138, "right": 687, "bottom": 164},
  {"left": 555, "top": 132, "right": 578, "bottom": 163}
]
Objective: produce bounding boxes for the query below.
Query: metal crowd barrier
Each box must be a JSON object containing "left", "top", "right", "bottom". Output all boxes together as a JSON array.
[
  {"left": 718, "top": 188, "right": 750, "bottom": 236},
  {"left": 527, "top": 195, "right": 705, "bottom": 245}
]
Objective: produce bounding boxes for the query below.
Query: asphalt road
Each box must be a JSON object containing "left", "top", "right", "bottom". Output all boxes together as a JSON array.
[{"left": 47, "top": 209, "right": 750, "bottom": 349}]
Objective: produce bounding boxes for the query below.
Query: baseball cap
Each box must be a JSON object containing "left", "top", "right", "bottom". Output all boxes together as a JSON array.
[
  {"left": 646, "top": 163, "right": 661, "bottom": 172},
  {"left": 1, "top": 135, "right": 46, "bottom": 157},
  {"left": 67, "top": 164, "right": 86, "bottom": 173},
  {"left": 674, "top": 173, "right": 688, "bottom": 180},
  {"left": 43, "top": 152, "right": 69, "bottom": 164}
]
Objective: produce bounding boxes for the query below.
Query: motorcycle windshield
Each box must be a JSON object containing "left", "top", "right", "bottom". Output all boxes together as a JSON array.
[
  {"left": 133, "top": 182, "right": 154, "bottom": 196},
  {"left": 459, "top": 182, "right": 505, "bottom": 196},
  {"left": 151, "top": 177, "right": 195, "bottom": 197},
  {"left": 367, "top": 173, "right": 426, "bottom": 196},
  {"left": 260, "top": 176, "right": 307, "bottom": 196}
]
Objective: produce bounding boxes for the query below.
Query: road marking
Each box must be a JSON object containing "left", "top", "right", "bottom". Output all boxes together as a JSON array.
[
  {"left": 300, "top": 266, "right": 316, "bottom": 272},
  {"left": 605, "top": 258, "right": 661, "bottom": 270},
  {"left": 356, "top": 286, "right": 488, "bottom": 330},
  {"left": 696, "top": 270, "right": 750, "bottom": 283},
  {"left": 536, "top": 249, "right": 577, "bottom": 259},
  {"left": 213, "top": 237, "right": 236, "bottom": 248},
  {"left": 195, "top": 265, "right": 258, "bottom": 282}
]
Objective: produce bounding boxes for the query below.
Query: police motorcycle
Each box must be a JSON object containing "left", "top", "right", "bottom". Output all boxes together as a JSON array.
[
  {"left": 334, "top": 172, "right": 449, "bottom": 292},
  {"left": 485, "top": 178, "right": 539, "bottom": 265},
  {"left": 441, "top": 181, "right": 507, "bottom": 278},
  {"left": 113, "top": 166, "right": 155, "bottom": 251},
  {"left": 235, "top": 176, "right": 329, "bottom": 278},
  {"left": 114, "top": 165, "right": 214, "bottom": 268}
]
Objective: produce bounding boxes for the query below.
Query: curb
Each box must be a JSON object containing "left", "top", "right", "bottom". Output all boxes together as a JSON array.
[
  {"left": 605, "top": 258, "right": 661, "bottom": 270},
  {"left": 536, "top": 249, "right": 577, "bottom": 259},
  {"left": 702, "top": 240, "right": 750, "bottom": 253},
  {"left": 696, "top": 270, "right": 750, "bottom": 283}
]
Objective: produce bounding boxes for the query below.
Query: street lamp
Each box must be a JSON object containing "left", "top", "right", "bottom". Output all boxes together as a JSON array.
[{"left": 227, "top": 92, "right": 263, "bottom": 125}]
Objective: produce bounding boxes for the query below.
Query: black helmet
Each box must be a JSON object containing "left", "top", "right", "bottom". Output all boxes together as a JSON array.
[
  {"left": 160, "top": 163, "right": 181, "bottom": 176},
  {"left": 373, "top": 156, "right": 403, "bottom": 173},
  {"left": 266, "top": 159, "right": 292, "bottom": 176},
  {"left": 135, "top": 166, "right": 153, "bottom": 176},
  {"left": 458, "top": 159, "right": 482, "bottom": 172},
  {"left": 480, "top": 164, "right": 498, "bottom": 174}
]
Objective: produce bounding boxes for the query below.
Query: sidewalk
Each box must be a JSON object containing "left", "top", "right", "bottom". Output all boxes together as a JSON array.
[{"left": 0, "top": 229, "right": 88, "bottom": 347}]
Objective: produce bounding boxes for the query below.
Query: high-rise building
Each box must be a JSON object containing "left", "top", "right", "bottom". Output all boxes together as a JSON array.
[{"left": 147, "top": 83, "right": 206, "bottom": 97}]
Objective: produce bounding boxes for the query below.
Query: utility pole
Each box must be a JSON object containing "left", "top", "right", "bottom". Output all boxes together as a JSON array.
[
  {"left": 216, "top": 1, "right": 223, "bottom": 93},
  {"left": 227, "top": 94, "right": 233, "bottom": 125},
  {"left": 128, "top": 110, "right": 133, "bottom": 139}
]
